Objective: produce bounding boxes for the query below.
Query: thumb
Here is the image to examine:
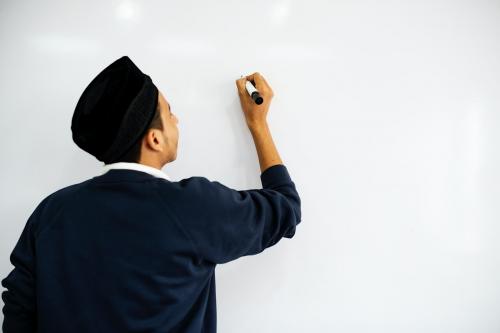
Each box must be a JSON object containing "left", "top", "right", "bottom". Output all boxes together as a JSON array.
[{"left": 236, "top": 76, "right": 248, "bottom": 96}]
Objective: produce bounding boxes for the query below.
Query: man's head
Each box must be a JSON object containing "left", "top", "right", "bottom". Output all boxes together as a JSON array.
[
  {"left": 116, "top": 90, "right": 179, "bottom": 168},
  {"left": 72, "top": 56, "right": 180, "bottom": 167}
]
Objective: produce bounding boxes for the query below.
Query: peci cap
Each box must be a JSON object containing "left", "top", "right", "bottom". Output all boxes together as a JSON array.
[{"left": 71, "top": 56, "right": 159, "bottom": 164}]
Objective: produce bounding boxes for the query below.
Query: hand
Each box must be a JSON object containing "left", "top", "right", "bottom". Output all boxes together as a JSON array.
[{"left": 235, "top": 72, "right": 274, "bottom": 128}]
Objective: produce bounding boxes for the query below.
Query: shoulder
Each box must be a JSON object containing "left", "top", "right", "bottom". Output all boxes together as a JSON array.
[
  {"left": 27, "top": 180, "right": 90, "bottom": 229},
  {"left": 155, "top": 175, "right": 231, "bottom": 193},
  {"left": 44, "top": 178, "right": 91, "bottom": 208},
  {"left": 152, "top": 175, "right": 239, "bottom": 208}
]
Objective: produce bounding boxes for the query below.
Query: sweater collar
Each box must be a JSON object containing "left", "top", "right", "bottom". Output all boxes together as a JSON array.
[{"left": 101, "top": 162, "right": 171, "bottom": 181}]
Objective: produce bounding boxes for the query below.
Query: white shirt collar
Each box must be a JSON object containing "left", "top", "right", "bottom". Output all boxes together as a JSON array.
[{"left": 101, "top": 162, "right": 171, "bottom": 181}]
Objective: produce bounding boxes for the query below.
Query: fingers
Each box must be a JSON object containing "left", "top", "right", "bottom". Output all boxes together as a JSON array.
[
  {"left": 245, "top": 72, "right": 260, "bottom": 88},
  {"left": 260, "top": 75, "right": 273, "bottom": 95},
  {"left": 235, "top": 76, "right": 248, "bottom": 97},
  {"left": 236, "top": 72, "right": 274, "bottom": 98},
  {"left": 245, "top": 72, "right": 273, "bottom": 96}
]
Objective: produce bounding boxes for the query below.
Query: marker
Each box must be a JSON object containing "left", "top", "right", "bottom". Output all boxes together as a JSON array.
[{"left": 241, "top": 75, "right": 264, "bottom": 105}]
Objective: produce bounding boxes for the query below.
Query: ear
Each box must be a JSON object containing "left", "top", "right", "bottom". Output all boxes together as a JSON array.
[{"left": 144, "top": 129, "right": 163, "bottom": 152}]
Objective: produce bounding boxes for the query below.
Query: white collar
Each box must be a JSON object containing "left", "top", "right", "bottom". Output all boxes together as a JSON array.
[{"left": 101, "top": 162, "right": 171, "bottom": 181}]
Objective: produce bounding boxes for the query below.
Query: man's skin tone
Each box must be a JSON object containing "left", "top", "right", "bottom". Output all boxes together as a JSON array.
[
  {"left": 139, "top": 72, "right": 283, "bottom": 173},
  {"left": 138, "top": 90, "right": 180, "bottom": 169}
]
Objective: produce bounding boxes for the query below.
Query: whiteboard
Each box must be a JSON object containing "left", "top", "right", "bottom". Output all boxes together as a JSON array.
[{"left": 1, "top": 0, "right": 499, "bottom": 332}]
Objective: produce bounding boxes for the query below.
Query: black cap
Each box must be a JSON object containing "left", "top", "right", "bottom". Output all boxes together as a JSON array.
[{"left": 71, "top": 55, "right": 159, "bottom": 163}]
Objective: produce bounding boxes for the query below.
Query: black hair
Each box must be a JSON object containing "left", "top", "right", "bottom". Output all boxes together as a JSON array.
[{"left": 114, "top": 102, "right": 164, "bottom": 163}]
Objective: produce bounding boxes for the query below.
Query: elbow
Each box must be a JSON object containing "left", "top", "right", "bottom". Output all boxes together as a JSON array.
[
  {"left": 295, "top": 190, "right": 302, "bottom": 220},
  {"left": 289, "top": 192, "right": 302, "bottom": 225},
  {"left": 294, "top": 201, "right": 302, "bottom": 225}
]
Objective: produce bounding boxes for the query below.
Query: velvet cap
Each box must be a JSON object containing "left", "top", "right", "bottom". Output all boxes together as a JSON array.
[{"left": 71, "top": 56, "right": 159, "bottom": 163}]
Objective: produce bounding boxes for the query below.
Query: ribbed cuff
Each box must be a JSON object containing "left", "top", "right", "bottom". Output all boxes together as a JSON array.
[{"left": 260, "top": 164, "right": 293, "bottom": 188}]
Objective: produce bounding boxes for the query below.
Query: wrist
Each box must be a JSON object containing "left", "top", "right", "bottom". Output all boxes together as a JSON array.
[{"left": 248, "top": 121, "right": 269, "bottom": 133}]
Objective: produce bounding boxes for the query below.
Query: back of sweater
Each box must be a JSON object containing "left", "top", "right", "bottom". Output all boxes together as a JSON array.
[{"left": 1, "top": 163, "right": 301, "bottom": 332}]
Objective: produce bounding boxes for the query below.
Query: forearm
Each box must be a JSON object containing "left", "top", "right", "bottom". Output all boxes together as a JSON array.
[{"left": 249, "top": 121, "right": 283, "bottom": 173}]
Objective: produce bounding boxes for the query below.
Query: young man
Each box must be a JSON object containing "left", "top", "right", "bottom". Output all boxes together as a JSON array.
[{"left": 1, "top": 56, "right": 302, "bottom": 332}]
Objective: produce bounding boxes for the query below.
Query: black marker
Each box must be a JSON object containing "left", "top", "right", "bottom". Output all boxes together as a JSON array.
[{"left": 241, "top": 75, "right": 264, "bottom": 105}]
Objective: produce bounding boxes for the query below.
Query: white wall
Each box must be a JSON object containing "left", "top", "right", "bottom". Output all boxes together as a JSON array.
[{"left": 1, "top": 0, "right": 499, "bottom": 332}]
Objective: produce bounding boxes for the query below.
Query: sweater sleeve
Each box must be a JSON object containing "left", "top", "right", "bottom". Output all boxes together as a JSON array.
[
  {"left": 173, "top": 164, "right": 302, "bottom": 265},
  {"left": 1, "top": 198, "right": 45, "bottom": 332}
]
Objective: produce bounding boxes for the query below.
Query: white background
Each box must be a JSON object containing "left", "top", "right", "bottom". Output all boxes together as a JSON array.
[{"left": 1, "top": 0, "right": 499, "bottom": 332}]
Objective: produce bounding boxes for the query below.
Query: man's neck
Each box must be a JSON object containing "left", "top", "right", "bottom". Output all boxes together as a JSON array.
[{"left": 137, "top": 158, "right": 163, "bottom": 170}]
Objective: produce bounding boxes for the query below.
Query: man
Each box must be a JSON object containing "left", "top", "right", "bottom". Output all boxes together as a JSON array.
[{"left": 1, "top": 56, "right": 302, "bottom": 332}]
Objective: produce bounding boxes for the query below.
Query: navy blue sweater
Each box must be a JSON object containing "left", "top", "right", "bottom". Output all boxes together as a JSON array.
[{"left": 1, "top": 164, "right": 301, "bottom": 332}]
